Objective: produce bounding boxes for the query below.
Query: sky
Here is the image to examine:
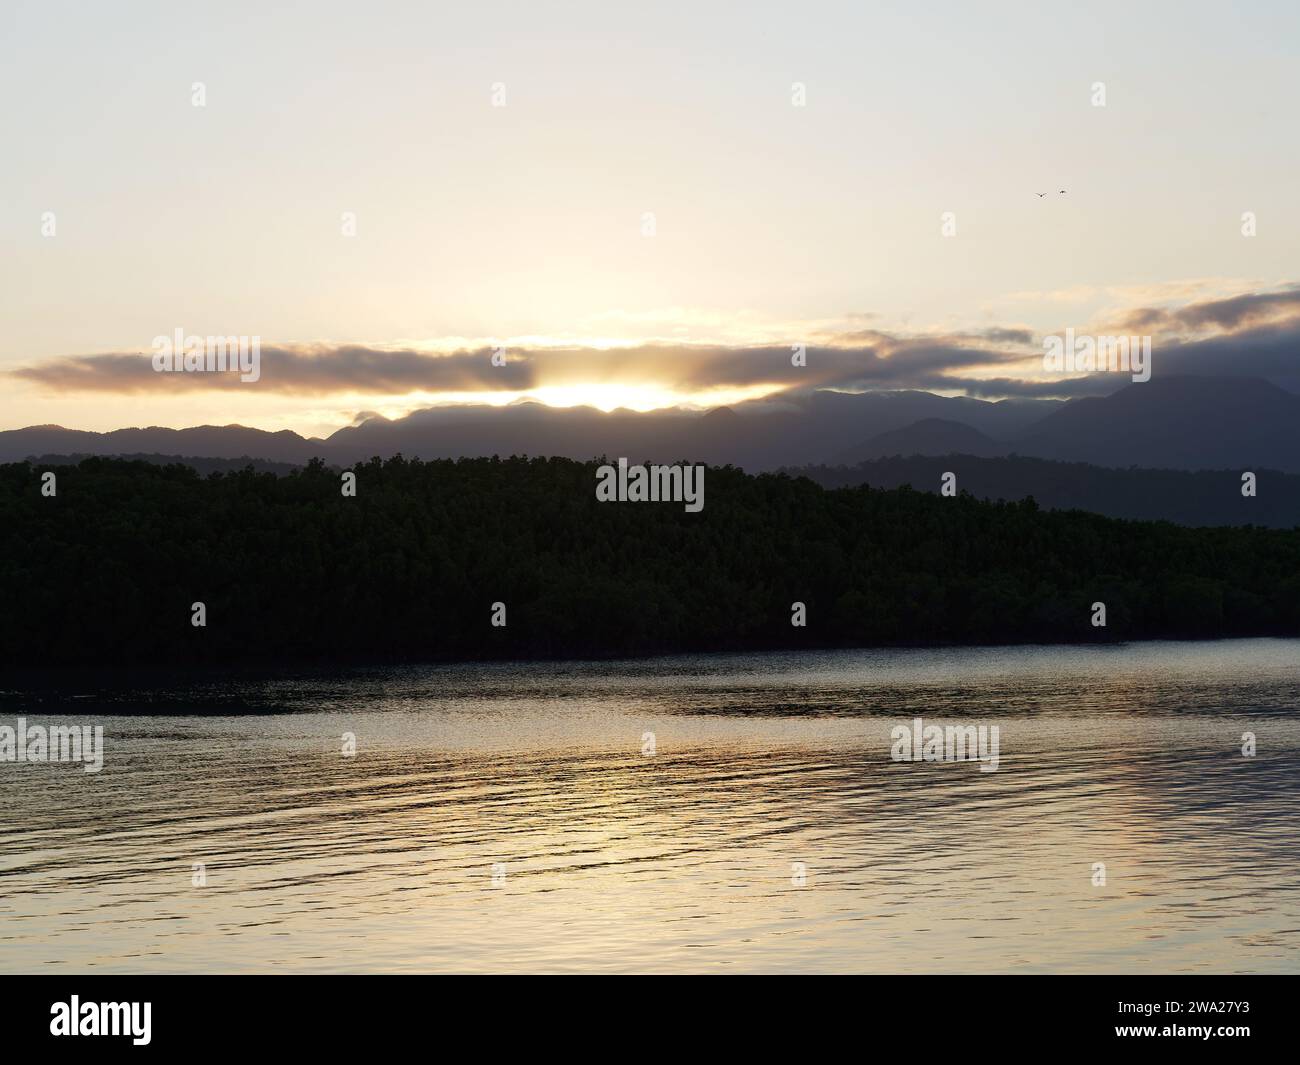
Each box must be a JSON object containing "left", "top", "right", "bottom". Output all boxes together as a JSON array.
[{"left": 2, "top": 0, "right": 1298, "bottom": 436}]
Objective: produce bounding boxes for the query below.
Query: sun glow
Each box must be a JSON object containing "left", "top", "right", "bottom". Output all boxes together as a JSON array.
[
  {"left": 330, "top": 381, "right": 789, "bottom": 423},
  {"left": 524, "top": 382, "right": 782, "bottom": 412}
]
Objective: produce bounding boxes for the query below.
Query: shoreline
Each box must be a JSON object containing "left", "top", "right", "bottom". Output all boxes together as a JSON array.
[{"left": 4, "top": 635, "right": 1296, "bottom": 715}]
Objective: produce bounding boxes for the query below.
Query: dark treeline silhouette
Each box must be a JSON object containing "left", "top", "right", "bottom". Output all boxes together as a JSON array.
[
  {"left": 28, "top": 452, "right": 304, "bottom": 477},
  {"left": 30, "top": 450, "right": 1300, "bottom": 529},
  {"left": 786, "top": 455, "right": 1300, "bottom": 528},
  {"left": 3, "top": 455, "right": 1299, "bottom": 667}
]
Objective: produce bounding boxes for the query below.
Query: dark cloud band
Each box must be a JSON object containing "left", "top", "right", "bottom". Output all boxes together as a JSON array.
[{"left": 10, "top": 286, "right": 1300, "bottom": 400}]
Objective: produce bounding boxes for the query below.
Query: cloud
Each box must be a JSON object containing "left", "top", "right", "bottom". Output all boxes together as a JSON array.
[
  {"left": 10, "top": 285, "right": 1300, "bottom": 402},
  {"left": 935, "top": 374, "right": 1122, "bottom": 399},
  {"left": 1109, "top": 285, "right": 1300, "bottom": 334},
  {"left": 1093, "top": 284, "right": 1300, "bottom": 387},
  {"left": 8, "top": 337, "right": 1032, "bottom": 397},
  {"left": 10, "top": 345, "right": 536, "bottom": 394}
]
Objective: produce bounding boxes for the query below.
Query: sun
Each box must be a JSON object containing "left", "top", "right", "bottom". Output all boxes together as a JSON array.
[{"left": 526, "top": 382, "right": 783, "bottom": 412}]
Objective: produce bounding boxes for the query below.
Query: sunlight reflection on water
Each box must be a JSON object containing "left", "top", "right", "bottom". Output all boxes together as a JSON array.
[{"left": 1, "top": 638, "right": 1298, "bottom": 973}]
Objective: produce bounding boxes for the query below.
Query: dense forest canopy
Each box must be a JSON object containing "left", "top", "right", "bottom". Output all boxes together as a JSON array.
[{"left": 2, "top": 455, "right": 1298, "bottom": 667}]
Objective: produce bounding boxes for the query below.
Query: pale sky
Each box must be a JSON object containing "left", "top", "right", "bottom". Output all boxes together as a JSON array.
[{"left": 2, "top": 0, "right": 1297, "bottom": 435}]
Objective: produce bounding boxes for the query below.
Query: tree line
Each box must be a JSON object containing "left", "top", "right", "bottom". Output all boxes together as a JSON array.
[{"left": 2, "top": 455, "right": 1298, "bottom": 667}]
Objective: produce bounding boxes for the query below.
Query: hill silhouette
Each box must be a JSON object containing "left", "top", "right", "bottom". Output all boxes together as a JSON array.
[
  {"left": 3, "top": 376, "right": 1297, "bottom": 473},
  {"left": 0, "top": 390, "right": 1055, "bottom": 470},
  {"left": 1010, "top": 376, "right": 1300, "bottom": 470},
  {"left": 787, "top": 455, "right": 1300, "bottom": 527},
  {"left": 832, "top": 418, "right": 1010, "bottom": 463}
]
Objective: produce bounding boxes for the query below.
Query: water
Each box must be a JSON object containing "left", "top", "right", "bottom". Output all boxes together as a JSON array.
[{"left": 1, "top": 638, "right": 1298, "bottom": 973}]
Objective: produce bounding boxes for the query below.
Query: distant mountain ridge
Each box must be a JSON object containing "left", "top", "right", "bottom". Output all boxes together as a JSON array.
[
  {"left": 832, "top": 418, "right": 1010, "bottom": 463},
  {"left": 786, "top": 454, "right": 1300, "bottom": 528},
  {"left": 0, "top": 424, "right": 324, "bottom": 464},
  {"left": 810, "top": 376, "right": 1300, "bottom": 473},
  {"left": 1011, "top": 375, "right": 1300, "bottom": 470},
  {"left": 0, "top": 389, "right": 1055, "bottom": 471},
  {"left": 3, "top": 375, "right": 1298, "bottom": 473}
]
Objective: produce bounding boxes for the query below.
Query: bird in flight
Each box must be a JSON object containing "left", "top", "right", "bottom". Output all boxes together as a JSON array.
[{"left": 1035, "top": 190, "right": 1068, "bottom": 197}]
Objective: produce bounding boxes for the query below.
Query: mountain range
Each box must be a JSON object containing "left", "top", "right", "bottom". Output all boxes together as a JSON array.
[
  {"left": 4, "top": 375, "right": 1299, "bottom": 474},
  {"left": 788, "top": 455, "right": 1300, "bottom": 528}
]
